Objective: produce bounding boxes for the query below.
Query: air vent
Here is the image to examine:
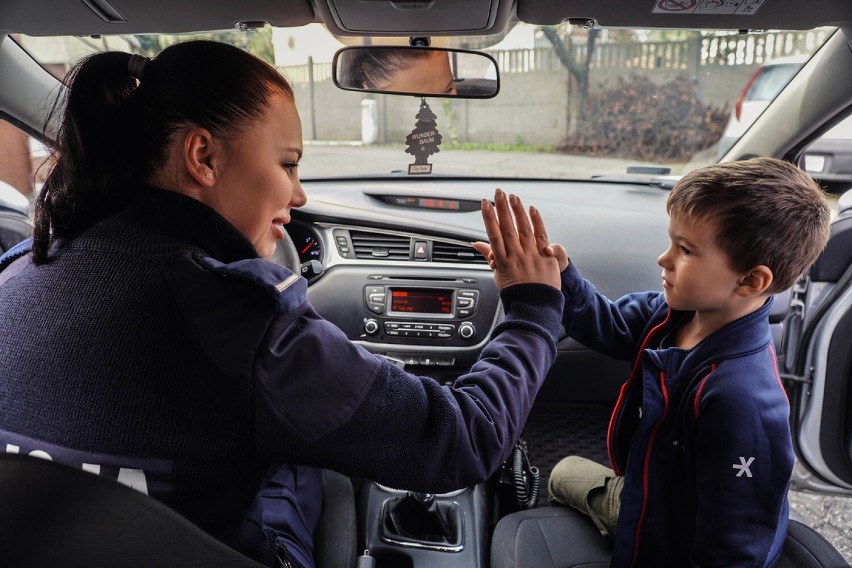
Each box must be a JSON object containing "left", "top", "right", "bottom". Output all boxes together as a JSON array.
[
  {"left": 350, "top": 231, "right": 411, "bottom": 260},
  {"left": 432, "top": 242, "right": 488, "bottom": 264}
]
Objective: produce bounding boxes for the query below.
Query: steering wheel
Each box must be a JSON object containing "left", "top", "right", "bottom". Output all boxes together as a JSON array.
[{"left": 270, "top": 231, "right": 301, "bottom": 274}]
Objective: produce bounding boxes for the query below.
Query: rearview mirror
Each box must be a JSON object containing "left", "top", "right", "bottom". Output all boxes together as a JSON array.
[{"left": 332, "top": 46, "right": 499, "bottom": 99}]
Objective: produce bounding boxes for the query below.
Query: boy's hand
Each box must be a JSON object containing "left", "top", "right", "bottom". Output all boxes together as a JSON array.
[
  {"left": 472, "top": 189, "right": 561, "bottom": 290},
  {"left": 548, "top": 243, "right": 569, "bottom": 273}
]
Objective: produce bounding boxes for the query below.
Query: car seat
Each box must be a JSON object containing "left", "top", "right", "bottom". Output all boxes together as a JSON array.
[
  {"left": 490, "top": 505, "right": 849, "bottom": 568},
  {"left": 0, "top": 452, "right": 357, "bottom": 568}
]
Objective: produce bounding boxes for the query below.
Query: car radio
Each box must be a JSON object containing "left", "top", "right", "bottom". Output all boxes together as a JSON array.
[
  {"left": 363, "top": 284, "right": 482, "bottom": 341},
  {"left": 306, "top": 267, "right": 500, "bottom": 368}
]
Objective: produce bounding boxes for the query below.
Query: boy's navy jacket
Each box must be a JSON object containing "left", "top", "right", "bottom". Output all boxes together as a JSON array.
[
  {"left": 0, "top": 187, "right": 564, "bottom": 568},
  {"left": 560, "top": 261, "right": 793, "bottom": 568}
]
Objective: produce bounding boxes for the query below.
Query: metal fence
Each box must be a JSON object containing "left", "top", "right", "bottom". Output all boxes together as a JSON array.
[
  {"left": 280, "top": 29, "right": 833, "bottom": 83},
  {"left": 490, "top": 29, "right": 833, "bottom": 73},
  {"left": 279, "top": 57, "right": 333, "bottom": 84}
]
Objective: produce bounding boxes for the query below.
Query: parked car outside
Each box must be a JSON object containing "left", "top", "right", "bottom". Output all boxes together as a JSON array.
[
  {"left": 718, "top": 54, "right": 852, "bottom": 190},
  {"left": 717, "top": 55, "right": 807, "bottom": 159}
]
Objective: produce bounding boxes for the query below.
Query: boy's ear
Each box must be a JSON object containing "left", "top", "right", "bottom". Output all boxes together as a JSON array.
[
  {"left": 182, "top": 127, "right": 219, "bottom": 188},
  {"left": 735, "top": 265, "right": 774, "bottom": 297}
]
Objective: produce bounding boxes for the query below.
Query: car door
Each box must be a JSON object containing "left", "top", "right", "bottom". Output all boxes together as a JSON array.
[{"left": 781, "top": 192, "right": 852, "bottom": 496}]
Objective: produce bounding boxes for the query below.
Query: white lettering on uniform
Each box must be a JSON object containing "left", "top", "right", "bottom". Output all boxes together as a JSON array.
[
  {"left": 3, "top": 444, "right": 149, "bottom": 494},
  {"left": 117, "top": 468, "right": 149, "bottom": 495},
  {"left": 5, "top": 444, "right": 51, "bottom": 461}
]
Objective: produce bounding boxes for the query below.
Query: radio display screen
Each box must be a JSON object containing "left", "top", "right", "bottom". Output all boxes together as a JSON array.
[{"left": 390, "top": 288, "right": 453, "bottom": 314}]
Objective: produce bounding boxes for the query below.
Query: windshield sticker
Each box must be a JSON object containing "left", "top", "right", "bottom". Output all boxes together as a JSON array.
[
  {"left": 653, "top": 0, "right": 765, "bottom": 15},
  {"left": 406, "top": 98, "right": 442, "bottom": 175}
]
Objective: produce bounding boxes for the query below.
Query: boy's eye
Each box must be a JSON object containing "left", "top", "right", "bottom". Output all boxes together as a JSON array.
[
  {"left": 680, "top": 245, "right": 693, "bottom": 256},
  {"left": 282, "top": 163, "right": 298, "bottom": 173}
]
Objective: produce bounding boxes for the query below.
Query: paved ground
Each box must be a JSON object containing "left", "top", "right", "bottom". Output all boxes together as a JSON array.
[{"left": 788, "top": 491, "right": 852, "bottom": 563}]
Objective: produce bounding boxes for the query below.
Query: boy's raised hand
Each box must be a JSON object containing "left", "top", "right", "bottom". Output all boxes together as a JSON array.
[{"left": 472, "top": 189, "right": 562, "bottom": 291}]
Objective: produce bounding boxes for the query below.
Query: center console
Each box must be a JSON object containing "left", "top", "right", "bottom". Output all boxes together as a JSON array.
[{"left": 307, "top": 265, "right": 501, "bottom": 567}]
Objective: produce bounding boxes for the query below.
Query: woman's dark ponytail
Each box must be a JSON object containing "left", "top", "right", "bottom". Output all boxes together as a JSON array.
[
  {"left": 33, "top": 51, "right": 140, "bottom": 263},
  {"left": 33, "top": 41, "right": 294, "bottom": 263}
]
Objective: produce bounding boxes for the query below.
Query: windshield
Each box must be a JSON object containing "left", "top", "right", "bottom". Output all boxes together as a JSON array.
[{"left": 16, "top": 24, "right": 836, "bottom": 181}]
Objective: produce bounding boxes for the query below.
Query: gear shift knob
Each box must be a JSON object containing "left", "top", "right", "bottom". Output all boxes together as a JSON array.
[{"left": 410, "top": 492, "right": 435, "bottom": 504}]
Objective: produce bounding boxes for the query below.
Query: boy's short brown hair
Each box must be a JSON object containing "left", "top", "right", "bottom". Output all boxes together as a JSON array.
[{"left": 667, "top": 158, "right": 831, "bottom": 293}]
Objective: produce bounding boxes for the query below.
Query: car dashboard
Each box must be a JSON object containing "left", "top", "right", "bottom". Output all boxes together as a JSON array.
[{"left": 284, "top": 177, "right": 673, "bottom": 399}]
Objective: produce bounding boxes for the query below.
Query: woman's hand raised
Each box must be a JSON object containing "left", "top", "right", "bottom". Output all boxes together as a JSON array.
[{"left": 472, "top": 189, "right": 561, "bottom": 291}]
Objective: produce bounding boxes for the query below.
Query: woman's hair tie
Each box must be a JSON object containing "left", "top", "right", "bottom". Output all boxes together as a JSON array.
[{"left": 128, "top": 54, "right": 149, "bottom": 80}]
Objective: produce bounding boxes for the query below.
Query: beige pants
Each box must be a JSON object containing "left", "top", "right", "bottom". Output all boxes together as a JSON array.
[{"left": 548, "top": 455, "right": 623, "bottom": 543}]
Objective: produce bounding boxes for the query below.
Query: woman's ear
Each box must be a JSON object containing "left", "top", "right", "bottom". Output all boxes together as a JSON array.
[
  {"left": 735, "top": 265, "right": 774, "bottom": 297},
  {"left": 182, "top": 128, "right": 218, "bottom": 187}
]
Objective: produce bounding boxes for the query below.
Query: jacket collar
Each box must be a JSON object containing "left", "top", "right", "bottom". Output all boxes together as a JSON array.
[
  {"left": 646, "top": 297, "right": 774, "bottom": 376},
  {"left": 73, "top": 186, "right": 260, "bottom": 264}
]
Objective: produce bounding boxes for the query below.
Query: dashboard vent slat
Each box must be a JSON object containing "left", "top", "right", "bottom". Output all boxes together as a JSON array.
[
  {"left": 350, "top": 230, "right": 411, "bottom": 260},
  {"left": 347, "top": 230, "right": 487, "bottom": 264},
  {"left": 432, "top": 242, "right": 488, "bottom": 264}
]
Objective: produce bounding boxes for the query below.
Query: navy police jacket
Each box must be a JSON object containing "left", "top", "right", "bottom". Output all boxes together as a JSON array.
[
  {"left": 560, "top": 262, "right": 793, "bottom": 567},
  {"left": 0, "top": 187, "right": 563, "bottom": 567}
]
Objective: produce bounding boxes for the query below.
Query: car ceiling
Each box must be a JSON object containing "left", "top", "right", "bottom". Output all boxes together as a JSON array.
[{"left": 3, "top": 0, "right": 852, "bottom": 38}]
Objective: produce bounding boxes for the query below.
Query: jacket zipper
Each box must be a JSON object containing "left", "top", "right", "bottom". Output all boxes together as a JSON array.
[
  {"left": 607, "top": 310, "right": 672, "bottom": 475},
  {"left": 629, "top": 369, "right": 670, "bottom": 568}
]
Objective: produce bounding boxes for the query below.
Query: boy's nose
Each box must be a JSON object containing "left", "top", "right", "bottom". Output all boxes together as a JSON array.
[{"left": 657, "top": 248, "right": 672, "bottom": 269}]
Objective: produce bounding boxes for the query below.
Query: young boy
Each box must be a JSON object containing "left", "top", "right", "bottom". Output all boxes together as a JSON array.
[{"left": 542, "top": 158, "right": 831, "bottom": 566}]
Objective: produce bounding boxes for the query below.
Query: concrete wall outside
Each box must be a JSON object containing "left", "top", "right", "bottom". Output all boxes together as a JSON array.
[{"left": 291, "top": 64, "right": 756, "bottom": 147}]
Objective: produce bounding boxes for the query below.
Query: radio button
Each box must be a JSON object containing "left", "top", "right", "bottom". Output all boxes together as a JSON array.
[
  {"left": 365, "top": 286, "right": 386, "bottom": 314},
  {"left": 455, "top": 289, "right": 480, "bottom": 317},
  {"left": 459, "top": 322, "right": 476, "bottom": 340},
  {"left": 364, "top": 319, "right": 380, "bottom": 335}
]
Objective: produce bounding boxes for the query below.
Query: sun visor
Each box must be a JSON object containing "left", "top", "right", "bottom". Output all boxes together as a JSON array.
[{"left": 320, "top": 0, "right": 510, "bottom": 36}]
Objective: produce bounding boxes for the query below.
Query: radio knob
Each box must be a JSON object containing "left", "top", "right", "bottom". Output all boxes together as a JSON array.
[
  {"left": 459, "top": 322, "right": 476, "bottom": 340},
  {"left": 364, "top": 319, "right": 380, "bottom": 335}
]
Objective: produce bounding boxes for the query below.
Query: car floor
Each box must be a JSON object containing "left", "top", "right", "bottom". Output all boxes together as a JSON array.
[{"left": 519, "top": 401, "right": 612, "bottom": 507}]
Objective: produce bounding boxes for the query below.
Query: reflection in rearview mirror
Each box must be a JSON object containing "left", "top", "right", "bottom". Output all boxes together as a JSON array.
[{"left": 333, "top": 46, "right": 499, "bottom": 99}]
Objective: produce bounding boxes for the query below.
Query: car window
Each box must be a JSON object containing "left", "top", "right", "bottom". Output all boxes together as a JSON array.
[{"left": 0, "top": 119, "right": 46, "bottom": 202}]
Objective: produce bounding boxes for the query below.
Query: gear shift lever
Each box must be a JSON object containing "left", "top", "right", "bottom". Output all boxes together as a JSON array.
[{"left": 383, "top": 490, "right": 459, "bottom": 545}]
